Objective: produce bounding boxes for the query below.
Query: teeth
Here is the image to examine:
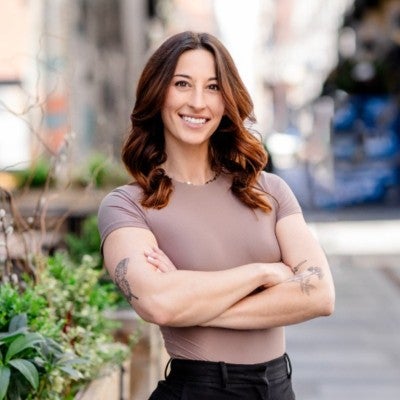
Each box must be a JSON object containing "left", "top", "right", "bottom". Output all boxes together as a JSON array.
[{"left": 182, "top": 116, "right": 206, "bottom": 124}]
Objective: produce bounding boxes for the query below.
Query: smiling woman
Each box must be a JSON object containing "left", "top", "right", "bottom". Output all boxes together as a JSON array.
[
  {"left": 161, "top": 49, "right": 225, "bottom": 165},
  {"left": 121, "top": 31, "right": 269, "bottom": 210},
  {"left": 98, "top": 31, "right": 335, "bottom": 400}
]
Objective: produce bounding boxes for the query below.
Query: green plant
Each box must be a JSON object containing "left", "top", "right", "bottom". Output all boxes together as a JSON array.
[
  {"left": 0, "top": 253, "right": 130, "bottom": 399},
  {"left": 0, "top": 314, "right": 43, "bottom": 399},
  {"left": 74, "top": 153, "right": 128, "bottom": 188},
  {"left": 0, "top": 282, "right": 60, "bottom": 338},
  {"left": 0, "top": 313, "right": 85, "bottom": 400},
  {"left": 64, "top": 215, "right": 129, "bottom": 308},
  {"left": 16, "top": 158, "right": 53, "bottom": 188},
  {"left": 64, "top": 215, "right": 101, "bottom": 266},
  {"left": 36, "top": 253, "right": 129, "bottom": 397}
]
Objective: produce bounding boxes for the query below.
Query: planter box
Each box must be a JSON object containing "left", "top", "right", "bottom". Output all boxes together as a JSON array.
[{"left": 75, "top": 359, "right": 130, "bottom": 400}]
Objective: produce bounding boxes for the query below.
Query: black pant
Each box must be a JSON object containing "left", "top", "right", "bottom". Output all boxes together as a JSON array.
[{"left": 148, "top": 353, "right": 296, "bottom": 399}]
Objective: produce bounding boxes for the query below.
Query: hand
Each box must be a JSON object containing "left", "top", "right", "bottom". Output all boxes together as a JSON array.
[
  {"left": 144, "top": 246, "right": 177, "bottom": 272},
  {"left": 261, "top": 262, "right": 294, "bottom": 288}
]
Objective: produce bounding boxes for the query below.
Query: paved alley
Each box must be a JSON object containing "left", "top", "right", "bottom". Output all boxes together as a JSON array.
[{"left": 287, "top": 210, "right": 400, "bottom": 400}]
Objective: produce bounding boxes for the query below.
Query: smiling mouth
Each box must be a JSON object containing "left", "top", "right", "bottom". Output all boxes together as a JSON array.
[{"left": 181, "top": 115, "right": 208, "bottom": 125}]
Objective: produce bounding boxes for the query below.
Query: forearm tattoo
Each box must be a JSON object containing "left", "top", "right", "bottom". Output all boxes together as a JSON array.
[
  {"left": 114, "top": 258, "right": 139, "bottom": 302},
  {"left": 293, "top": 259, "right": 307, "bottom": 273},
  {"left": 287, "top": 260, "right": 324, "bottom": 295}
]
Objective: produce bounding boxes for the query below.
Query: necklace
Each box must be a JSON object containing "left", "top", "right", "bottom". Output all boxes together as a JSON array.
[{"left": 185, "top": 171, "right": 219, "bottom": 185}]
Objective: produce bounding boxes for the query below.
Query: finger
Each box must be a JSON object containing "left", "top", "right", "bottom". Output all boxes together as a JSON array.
[
  {"left": 149, "top": 247, "right": 177, "bottom": 271},
  {"left": 152, "top": 246, "right": 164, "bottom": 254},
  {"left": 157, "top": 255, "right": 175, "bottom": 271},
  {"left": 145, "top": 251, "right": 175, "bottom": 273},
  {"left": 147, "top": 257, "right": 169, "bottom": 273}
]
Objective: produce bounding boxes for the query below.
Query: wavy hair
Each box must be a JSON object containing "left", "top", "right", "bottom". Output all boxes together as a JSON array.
[{"left": 122, "top": 31, "right": 271, "bottom": 212}]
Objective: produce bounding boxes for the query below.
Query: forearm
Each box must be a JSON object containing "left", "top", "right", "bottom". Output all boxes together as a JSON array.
[
  {"left": 104, "top": 229, "right": 276, "bottom": 328},
  {"left": 137, "top": 247, "right": 292, "bottom": 327},
  {"left": 152, "top": 265, "right": 263, "bottom": 326},
  {"left": 202, "top": 265, "right": 335, "bottom": 330},
  {"left": 128, "top": 260, "right": 273, "bottom": 327}
]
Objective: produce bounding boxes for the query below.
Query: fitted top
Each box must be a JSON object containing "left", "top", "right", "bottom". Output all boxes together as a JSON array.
[{"left": 98, "top": 172, "right": 302, "bottom": 363}]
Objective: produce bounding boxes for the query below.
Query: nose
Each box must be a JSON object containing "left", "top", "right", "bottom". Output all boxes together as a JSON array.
[{"left": 188, "top": 87, "right": 206, "bottom": 109}]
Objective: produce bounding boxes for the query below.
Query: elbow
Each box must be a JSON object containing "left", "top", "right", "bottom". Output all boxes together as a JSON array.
[
  {"left": 146, "top": 302, "right": 190, "bottom": 327},
  {"left": 320, "top": 297, "right": 335, "bottom": 316},
  {"left": 318, "top": 288, "right": 335, "bottom": 317},
  {"left": 135, "top": 295, "right": 175, "bottom": 326},
  {"left": 150, "top": 308, "right": 175, "bottom": 327}
]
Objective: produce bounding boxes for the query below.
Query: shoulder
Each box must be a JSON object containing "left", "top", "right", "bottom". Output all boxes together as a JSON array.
[
  {"left": 257, "top": 171, "right": 302, "bottom": 219},
  {"left": 99, "top": 183, "right": 143, "bottom": 210},
  {"left": 98, "top": 183, "right": 149, "bottom": 245},
  {"left": 257, "top": 171, "right": 291, "bottom": 194}
]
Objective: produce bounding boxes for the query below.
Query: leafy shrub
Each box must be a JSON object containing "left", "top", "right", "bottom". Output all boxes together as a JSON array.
[
  {"left": 74, "top": 153, "right": 129, "bottom": 189},
  {"left": 15, "top": 158, "right": 53, "bottom": 188},
  {"left": 0, "top": 314, "right": 83, "bottom": 400},
  {"left": 64, "top": 215, "right": 128, "bottom": 309},
  {"left": 0, "top": 284, "right": 56, "bottom": 336},
  {"left": 0, "top": 314, "right": 43, "bottom": 400},
  {"left": 0, "top": 253, "right": 129, "bottom": 399},
  {"left": 64, "top": 215, "right": 102, "bottom": 267}
]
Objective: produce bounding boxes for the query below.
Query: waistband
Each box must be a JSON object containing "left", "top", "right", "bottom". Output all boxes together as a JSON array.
[{"left": 166, "top": 353, "right": 292, "bottom": 386}]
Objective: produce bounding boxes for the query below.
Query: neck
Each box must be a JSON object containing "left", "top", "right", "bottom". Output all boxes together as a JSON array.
[
  {"left": 163, "top": 163, "right": 216, "bottom": 185},
  {"left": 163, "top": 139, "right": 217, "bottom": 184},
  {"left": 163, "top": 154, "right": 215, "bottom": 185}
]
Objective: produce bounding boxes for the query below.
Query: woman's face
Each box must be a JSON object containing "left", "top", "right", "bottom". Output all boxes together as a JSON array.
[{"left": 161, "top": 49, "right": 225, "bottom": 151}]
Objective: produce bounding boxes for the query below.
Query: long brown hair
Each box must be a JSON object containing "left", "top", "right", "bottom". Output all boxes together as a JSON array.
[{"left": 122, "top": 31, "right": 271, "bottom": 212}]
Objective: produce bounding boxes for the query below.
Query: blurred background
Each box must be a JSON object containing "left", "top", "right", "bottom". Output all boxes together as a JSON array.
[
  {"left": 0, "top": 1, "right": 400, "bottom": 399},
  {"left": 1, "top": 0, "right": 400, "bottom": 209}
]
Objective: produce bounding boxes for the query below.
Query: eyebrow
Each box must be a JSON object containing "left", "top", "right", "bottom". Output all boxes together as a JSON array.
[{"left": 173, "top": 74, "right": 218, "bottom": 81}]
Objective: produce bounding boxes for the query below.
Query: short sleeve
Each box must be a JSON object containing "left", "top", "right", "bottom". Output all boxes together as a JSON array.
[
  {"left": 258, "top": 172, "right": 302, "bottom": 221},
  {"left": 97, "top": 185, "right": 149, "bottom": 248}
]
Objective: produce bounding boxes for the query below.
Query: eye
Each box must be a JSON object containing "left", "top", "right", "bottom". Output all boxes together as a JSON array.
[
  {"left": 174, "top": 80, "right": 190, "bottom": 88},
  {"left": 208, "top": 83, "right": 220, "bottom": 91}
]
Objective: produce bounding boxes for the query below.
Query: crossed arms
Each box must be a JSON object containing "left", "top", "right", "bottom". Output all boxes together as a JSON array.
[{"left": 102, "top": 213, "right": 335, "bottom": 329}]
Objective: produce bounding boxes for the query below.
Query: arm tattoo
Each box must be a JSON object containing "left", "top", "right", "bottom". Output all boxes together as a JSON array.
[
  {"left": 286, "top": 266, "right": 324, "bottom": 295},
  {"left": 114, "top": 258, "right": 139, "bottom": 302},
  {"left": 293, "top": 259, "right": 307, "bottom": 273}
]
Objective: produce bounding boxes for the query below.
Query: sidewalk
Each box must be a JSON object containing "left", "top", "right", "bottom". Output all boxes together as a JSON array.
[{"left": 287, "top": 207, "right": 400, "bottom": 399}]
